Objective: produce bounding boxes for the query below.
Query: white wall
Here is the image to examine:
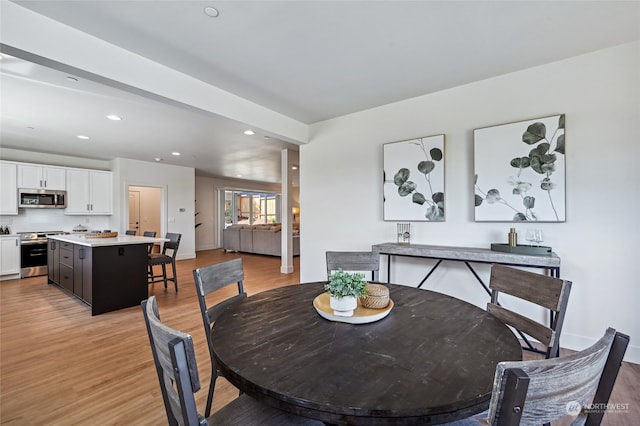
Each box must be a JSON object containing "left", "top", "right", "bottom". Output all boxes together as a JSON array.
[
  {"left": 301, "top": 41, "right": 640, "bottom": 362},
  {"left": 113, "top": 158, "right": 195, "bottom": 260}
]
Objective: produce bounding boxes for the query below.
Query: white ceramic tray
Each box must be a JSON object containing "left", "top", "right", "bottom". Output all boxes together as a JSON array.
[{"left": 313, "top": 292, "right": 393, "bottom": 324}]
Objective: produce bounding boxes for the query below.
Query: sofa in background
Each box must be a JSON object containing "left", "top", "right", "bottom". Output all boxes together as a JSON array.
[{"left": 223, "top": 224, "right": 300, "bottom": 256}]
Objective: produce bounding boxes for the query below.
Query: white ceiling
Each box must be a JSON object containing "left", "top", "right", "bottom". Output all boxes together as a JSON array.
[{"left": 1, "top": 1, "right": 639, "bottom": 183}]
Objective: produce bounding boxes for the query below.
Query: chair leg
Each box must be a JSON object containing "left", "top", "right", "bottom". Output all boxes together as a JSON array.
[
  {"left": 171, "top": 260, "right": 178, "bottom": 292},
  {"left": 204, "top": 370, "right": 216, "bottom": 418},
  {"left": 161, "top": 264, "right": 167, "bottom": 289}
]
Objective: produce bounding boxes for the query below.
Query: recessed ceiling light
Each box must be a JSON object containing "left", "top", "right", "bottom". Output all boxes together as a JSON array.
[
  {"left": 291, "top": 165, "right": 298, "bottom": 170},
  {"left": 155, "top": 158, "right": 162, "bottom": 162},
  {"left": 243, "top": 130, "right": 255, "bottom": 136},
  {"left": 204, "top": 6, "right": 219, "bottom": 18},
  {"left": 106, "top": 114, "right": 122, "bottom": 121},
  {"left": 263, "top": 136, "right": 270, "bottom": 140},
  {"left": 77, "top": 135, "right": 89, "bottom": 140},
  {"left": 67, "top": 76, "right": 78, "bottom": 82},
  {"left": 171, "top": 152, "right": 181, "bottom": 156}
]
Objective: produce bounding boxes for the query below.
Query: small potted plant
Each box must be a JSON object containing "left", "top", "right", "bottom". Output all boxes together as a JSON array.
[{"left": 325, "top": 269, "right": 368, "bottom": 317}]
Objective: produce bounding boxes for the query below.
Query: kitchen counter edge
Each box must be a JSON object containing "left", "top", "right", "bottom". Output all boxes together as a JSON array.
[{"left": 48, "top": 234, "right": 164, "bottom": 247}]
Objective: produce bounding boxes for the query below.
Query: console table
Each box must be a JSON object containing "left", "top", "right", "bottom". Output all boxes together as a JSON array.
[
  {"left": 371, "top": 242, "right": 561, "bottom": 293},
  {"left": 371, "top": 242, "right": 561, "bottom": 354}
]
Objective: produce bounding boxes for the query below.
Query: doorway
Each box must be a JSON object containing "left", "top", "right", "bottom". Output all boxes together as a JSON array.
[{"left": 128, "top": 185, "right": 162, "bottom": 237}]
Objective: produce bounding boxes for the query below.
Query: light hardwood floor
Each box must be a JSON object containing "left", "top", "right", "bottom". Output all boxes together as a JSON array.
[{"left": 1, "top": 249, "right": 637, "bottom": 425}]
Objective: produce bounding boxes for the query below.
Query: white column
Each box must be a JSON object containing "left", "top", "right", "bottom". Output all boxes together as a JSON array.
[{"left": 280, "top": 149, "right": 294, "bottom": 273}]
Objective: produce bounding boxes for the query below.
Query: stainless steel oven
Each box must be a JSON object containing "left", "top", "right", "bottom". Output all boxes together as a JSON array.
[{"left": 19, "top": 231, "right": 67, "bottom": 278}]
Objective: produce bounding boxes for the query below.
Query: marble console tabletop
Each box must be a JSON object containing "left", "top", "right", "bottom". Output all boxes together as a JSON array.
[{"left": 48, "top": 234, "right": 166, "bottom": 247}]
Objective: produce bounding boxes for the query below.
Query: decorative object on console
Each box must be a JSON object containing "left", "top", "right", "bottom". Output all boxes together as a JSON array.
[
  {"left": 383, "top": 134, "right": 445, "bottom": 221},
  {"left": 474, "top": 114, "right": 566, "bottom": 222},
  {"left": 397, "top": 223, "right": 411, "bottom": 244},
  {"left": 508, "top": 227, "right": 518, "bottom": 247},
  {"left": 490, "top": 243, "right": 552, "bottom": 256}
]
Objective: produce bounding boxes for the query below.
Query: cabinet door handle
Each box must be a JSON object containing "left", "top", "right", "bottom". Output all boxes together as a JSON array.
[
  {"left": 87, "top": 204, "right": 90, "bottom": 211},
  {"left": 79, "top": 248, "right": 85, "bottom": 260}
]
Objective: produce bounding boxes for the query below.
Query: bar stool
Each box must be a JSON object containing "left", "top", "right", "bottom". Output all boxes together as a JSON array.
[{"left": 148, "top": 233, "right": 181, "bottom": 291}]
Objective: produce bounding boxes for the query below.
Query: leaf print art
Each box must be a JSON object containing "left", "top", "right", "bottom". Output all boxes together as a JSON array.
[
  {"left": 383, "top": 135, "right": 445, "bottom": 221},
  {"left": 474, "top": 115, "right": 566, "bottom": 222}
]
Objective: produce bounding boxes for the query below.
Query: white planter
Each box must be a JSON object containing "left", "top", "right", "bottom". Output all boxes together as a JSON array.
[{"left": 330, "top": 295, "right": 357, "bottom": 317}]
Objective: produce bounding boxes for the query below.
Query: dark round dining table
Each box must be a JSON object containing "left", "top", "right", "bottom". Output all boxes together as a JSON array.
[{"left": 210, "top": 282, "right": 522, "bottom": 425}]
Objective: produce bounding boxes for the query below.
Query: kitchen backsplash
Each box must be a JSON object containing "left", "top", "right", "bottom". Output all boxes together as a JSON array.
[{"left": 0, "top": 209, "right": 111, "bottom": 234}]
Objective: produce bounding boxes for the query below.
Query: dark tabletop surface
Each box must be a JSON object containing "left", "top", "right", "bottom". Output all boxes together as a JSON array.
[{"left": 210, "top": 282, "right": 522, "bottom": 425}]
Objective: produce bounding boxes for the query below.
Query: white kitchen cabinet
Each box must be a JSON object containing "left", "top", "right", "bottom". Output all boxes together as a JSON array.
[
  {"left": 17, "top": 164, "right": 66, "bottom": 190},
  {"left": 65, "top": 169, "right": 113, "bottom": 215},
  {"left": 0, "top": 236, "right": 20, "bottom": 278},
  {"left": 0, "top": 162, "right": 18, "bottom": 215}
]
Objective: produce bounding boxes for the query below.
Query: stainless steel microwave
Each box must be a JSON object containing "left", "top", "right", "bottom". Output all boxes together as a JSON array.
[{"left": 18, "top": 189, "right": 67, "bottom": 208}]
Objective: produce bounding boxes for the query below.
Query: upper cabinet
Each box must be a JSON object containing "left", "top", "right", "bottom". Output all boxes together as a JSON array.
[
  {"left": 0, "top": 162, "right": 18, "bottom": 215},
  {"left": 66, "top": 169, "right": 113, "bottom": 215},
  {"left": 18, "top": 164, "right": 66, "bottom": 190}
]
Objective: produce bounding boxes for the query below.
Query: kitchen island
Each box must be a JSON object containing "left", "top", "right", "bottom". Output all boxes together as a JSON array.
[{"left": 47, "top": 234, "right": 165, "bottom": 315}]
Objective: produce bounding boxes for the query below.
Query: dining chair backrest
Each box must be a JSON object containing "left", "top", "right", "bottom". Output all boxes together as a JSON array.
[
  {"left": 162, "top": 232, "right": 181, "bottom": 258},
  {"left": 141, "top": 296, "right": 201, "bottom": 426},
  {"left": 125, "top": 230, "right": 136, "bottom": 235},
  {"left": 143, "top": 231, "right": 157, "bottom": 253},
  {"left": 488, "top": 264, "right": 572, "bottom": 358},
  {"left": 193, "top": 257, "right": 247, "bottom": 417},
  {"left": 487, "top": 327, "right": 629, "bottom": 425},
  {"left": 326, "top": 251, "right": 380, "bottom": 281}
]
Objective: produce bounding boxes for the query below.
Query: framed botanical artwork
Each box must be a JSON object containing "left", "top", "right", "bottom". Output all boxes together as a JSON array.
[
  {"left": 383, "top": 134, "right": 445, "bottom": 221},
  {"left": 474, "top": 114, "right": 566, "bottom": 222}
]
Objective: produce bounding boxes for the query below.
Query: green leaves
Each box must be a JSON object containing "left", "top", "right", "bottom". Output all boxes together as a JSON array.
[
  {"left": 486, "top": 189, "right": 501, "bottom": 204},
  {"left": 391, "top": 139, "right": 444, "bottom": 221},
  {"left": 522, "top": 122, "right": 546, "bottom": 144},
  {"left": 394, "top": 169, "right": 417, "bottom": 196},
  {"left": 430, "top": 148, "right": 443, "bottom": 161},
  {"left": 418, "top": 160, "right": 435, "bottom": 174},
  {"left": 510, "top": 156, "right": 530, "bottom": 169},
  {"left": 325, "top": 269, "right": 368, "bottom": 298},
  {"left": 555, "top": 134, "right": 565, "bottom": 154}
]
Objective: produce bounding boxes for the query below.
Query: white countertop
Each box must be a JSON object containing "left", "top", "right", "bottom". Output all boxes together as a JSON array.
[{"left": 48, "top": 233, "right": 167, "bottom": 247}]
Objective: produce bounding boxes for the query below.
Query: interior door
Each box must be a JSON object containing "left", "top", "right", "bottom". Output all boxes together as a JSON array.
[{"left": 128, "top": 190, "right": 141, "bottom": 234}]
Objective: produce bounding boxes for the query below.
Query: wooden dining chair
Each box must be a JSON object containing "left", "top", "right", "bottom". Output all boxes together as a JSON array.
[
  {"left": 488, "top": 264, "right": 572, "bottom": 358},
  {"left": 141, "top": 296, "right": 323, "bottom": 426},
  {"left": 193, "top": 258, "right": 247, "bottom": 417},
  {"left": 326, "top": 250, "right": 380, "bottom": 281},
  {"left": 148, "top": 232, "right": 181, "bottom": 291},
  {"left": 445, "top": 327, "right": 629, "bottom": 426}
]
